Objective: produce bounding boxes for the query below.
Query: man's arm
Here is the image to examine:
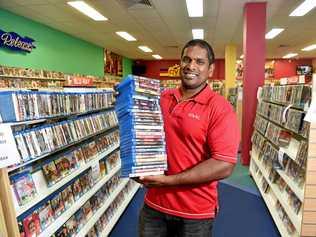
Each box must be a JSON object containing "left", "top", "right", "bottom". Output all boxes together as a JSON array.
[{"left": 137, "top": 158, "right": 235, "bottom": 188}]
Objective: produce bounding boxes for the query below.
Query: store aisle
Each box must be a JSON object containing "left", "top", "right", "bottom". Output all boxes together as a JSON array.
[{"left": 109, "top": 161, "right": 280, "bottom": 237}]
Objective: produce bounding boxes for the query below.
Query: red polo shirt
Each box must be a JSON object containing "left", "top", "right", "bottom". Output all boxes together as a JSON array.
[{"left": 144, "top": 85, "right": 240, "bottom": 219}]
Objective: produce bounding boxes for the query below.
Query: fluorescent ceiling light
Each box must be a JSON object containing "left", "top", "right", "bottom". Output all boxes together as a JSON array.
[
  {"left": 240, "top": 54, "right": 244, "bottom": 59},
  {"left": 265, "top": 28, "right": 284, "bottom": 39},
  {"left": 289, "top": 0, "right": 316, "bottom": 16},
  {"left": 152, "top": 54, "right": 162, "bottom": 59},
  {"left": 186, "top": 0, "right": 203, "bottom": 17},
  {"left": 138, "top": 46, "right": 153, "bottom": 53},
  {"left": 192, "top": 29, "right": 204, "bottom": 39},
  {"left": 282, "top": 53, "right": 298, "bottom": 59},
  {"left": 302, "top": 44, "right": 316, "bottom": 51},
  {"left": 67, "top": 1, "right": 108, "bottom": 21},
  {"left": 116, "top": 31, "right": 137, "bottom": 41}
]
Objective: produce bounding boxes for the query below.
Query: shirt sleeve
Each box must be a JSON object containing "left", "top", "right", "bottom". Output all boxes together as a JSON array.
[{"left": 207, "top": 101, "right": 241, "bottom": 164}]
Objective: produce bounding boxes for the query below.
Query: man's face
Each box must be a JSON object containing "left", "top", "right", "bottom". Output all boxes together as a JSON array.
[
  {"left": 180, "top": 45, "right": 214, "bottom": 90},
  {"left": 28, "top": 221, "right": 36, "bottom": 233}
]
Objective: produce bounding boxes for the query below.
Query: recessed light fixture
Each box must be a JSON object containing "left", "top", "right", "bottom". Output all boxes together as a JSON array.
[
  {"left": 192, "top": 29, "right": 204, "bottom": 39},
  {"left": 289, "top": 0, "right": 316, "bottom": 16},
  {"left": 302, "top": 44, "right": 316, "bottom": 51},
  {"left": 265, "top": 28, "right": 284, "bottom": 39},
  {"left": 282, "top": 53, "right": 298, "bottom": 59},
  {"left": 67, "top": 1, "right": 108, "bottom": 21},
  {"left": 116, "top": 31, "right": 137, "bottom": 41},
  {"left": 138, "top": 46, "right": 153, "bottom": 53},
  {"left": 152, "top": 54, "right": 162, "bottom": 59},
  {"left": 186, "top": 0, "right": 203, "bottom": 17}
]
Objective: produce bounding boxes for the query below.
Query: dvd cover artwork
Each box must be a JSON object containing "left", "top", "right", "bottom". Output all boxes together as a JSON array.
[
  {"left": 51, "top": 192, "right": 65, "bottom": 218},
  {"left": 11, "top": 171, "right": 37, "bottom": 206},
  {"left": 61, "top": 186, "right": 75, "bottom": 210},
  {"left": 42, "top": 159, "right": 61, "bottom": 186},
  {"left": 38, "top": 201, "right": 54, "bottom": 230},
  {"left": 23, "top": 211, "right": 41, "bottom": 237}
]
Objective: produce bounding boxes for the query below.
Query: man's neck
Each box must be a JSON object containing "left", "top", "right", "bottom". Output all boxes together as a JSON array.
[{"left": 180, "top": 83, "right": 207, "bottom": 101}]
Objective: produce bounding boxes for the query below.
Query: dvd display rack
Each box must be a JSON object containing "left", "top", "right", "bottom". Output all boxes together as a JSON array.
[
  {"left": 0, "top": 65, "right": 66, "bottom": 90},
  {"left": 209, "top": 80, "right": 224, "bottom": 95},
  {"left": 0, "top": 65, "right": 120, "bottom": 90},
  {"left": 249, "top": 80, "right": 316, "bottom": 236},
  {"left": 0, "top": 87, "right": 139, "bottom": 236},
  {"left": 160, "top": 79, "right": 180, "bottom": 90},
  {"left": 227, "top": 87, "right": 238, "bottom": 109}
]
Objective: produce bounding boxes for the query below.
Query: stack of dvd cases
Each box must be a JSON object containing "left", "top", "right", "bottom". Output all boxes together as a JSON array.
[{"left": 115, "top": 75, "right": 167, "bottom": 177}]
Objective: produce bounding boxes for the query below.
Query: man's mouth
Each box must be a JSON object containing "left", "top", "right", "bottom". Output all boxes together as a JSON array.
[{"left": 183, "top": 72, "right": 199, "bottom": 79}]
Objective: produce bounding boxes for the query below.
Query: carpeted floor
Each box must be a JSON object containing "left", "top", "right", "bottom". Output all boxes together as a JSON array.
[{"left": 109, "top": 159, "right": 280, "bottom": 237}]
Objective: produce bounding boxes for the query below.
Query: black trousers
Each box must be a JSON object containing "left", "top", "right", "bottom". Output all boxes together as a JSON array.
[{"left": 139, "top": 204, "right": 213, "bottom": 237}]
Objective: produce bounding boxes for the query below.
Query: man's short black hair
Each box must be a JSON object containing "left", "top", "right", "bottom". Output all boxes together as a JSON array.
[{"left": 181, "top": 39, "right": 215, "bottom": 65}]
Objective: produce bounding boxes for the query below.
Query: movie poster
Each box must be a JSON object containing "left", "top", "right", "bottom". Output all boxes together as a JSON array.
[{"left": 104, "top": 49, "right": 123, "bottom": 76}]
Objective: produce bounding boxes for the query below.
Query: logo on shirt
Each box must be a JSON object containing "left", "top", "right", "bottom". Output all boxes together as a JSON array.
[{"left": 188, "top": 113, "right": 200, "bottom": 120}]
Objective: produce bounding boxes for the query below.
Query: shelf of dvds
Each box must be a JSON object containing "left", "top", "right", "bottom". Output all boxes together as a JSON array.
[
  {"left": 9, "top": 124, "right": 119, "bottom": 172},
  {"left": 253, "top": 115, "right": 306, "bottom": 168},
  {"left": 0, "top": 86, "right": 139, "bottom": 237},
  {"left": 250, "top": 80, "right": 316, "bottom": 236},
  {"left": 251, "top": 149, "right": 302, "bottom": 231},
  {"left": 160, "top": 79, "right": 181, "bottom": 89},
  {"left": 37, "top": 164, "right": 121, "bottom": 237},
  {"left": 0, "top": 75, "right": 66, "bottom": 81},
  {"left": 0, "top": 90, "right": 115, "bottom": 123},
  {"left": 0, "top": 65, "right": 119, "bottom": 90},
  {"left": 250, "top": 163, "right": 295, "bottom": 237},
  {"left": 14, "top": 143, "right": 119, "bottom": 216},
  {"left": 5, "top": 119, "right": 47, "bottom": 127},
  {"left": 100, "top": 182, "right": 140, "bottom": 237},
  {"left": 76, "top": 179, "right": 136, "bottom": 236},
  {"left": 276, "top": 168, "right": 304, "bottom": 201}
]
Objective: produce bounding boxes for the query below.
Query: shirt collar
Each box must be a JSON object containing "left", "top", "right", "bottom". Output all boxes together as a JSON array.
[{"left": 171, "top": 84, "right": 215, "bottom": 104}]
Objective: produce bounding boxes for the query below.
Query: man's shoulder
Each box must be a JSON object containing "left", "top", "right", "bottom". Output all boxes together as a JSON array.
[{"left": 208, "top": 92, "right": 234, "bottom": 113}]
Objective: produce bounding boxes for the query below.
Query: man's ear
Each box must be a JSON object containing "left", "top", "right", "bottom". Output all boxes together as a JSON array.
[{"left": 208, "top": 64, "right": 215, "bottom": 78}]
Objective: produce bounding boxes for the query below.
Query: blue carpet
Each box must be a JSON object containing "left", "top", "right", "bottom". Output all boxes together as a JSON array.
[
  {"left": 109, "top": 183, "right": 280, "bottom": 237},
  {"left": 213, "top": 182, "right": 280, "bottom": 237}
]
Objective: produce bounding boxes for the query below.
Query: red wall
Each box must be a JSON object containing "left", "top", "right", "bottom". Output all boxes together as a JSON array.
[
  {"left": 136, "top": 58, "right": 313, "bottom": 81},
  {"left": 273, "top": 59, "right": 312, "bottom": 79},
  {"left": 136, "top": 59, "right": 225, "bottom": 80}
]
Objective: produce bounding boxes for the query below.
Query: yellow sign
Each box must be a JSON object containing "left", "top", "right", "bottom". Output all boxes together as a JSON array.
[{"left": 160, "top": 64, "right": 180, "bottom": 77}]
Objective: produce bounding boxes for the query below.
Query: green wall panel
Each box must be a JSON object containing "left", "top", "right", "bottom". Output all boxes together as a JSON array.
[
  {"left": 123, "top": 57, "right": 133, "bottom": 78},
  {"left": 0, "top": 9, "right": 104, "bottom": 77}
]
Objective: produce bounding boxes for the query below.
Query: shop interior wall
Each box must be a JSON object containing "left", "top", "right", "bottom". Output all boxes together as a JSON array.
[
  {"left": 123, "top": 57, "right": 133, "bottom": 78},
  {"left": 136, "top": 59, "right": 225, "bottom": 80},
  {"left": 273, "top": 58, "right": 313, "bottom": 79},
  {"left": 0, "top": 9, "right": 105, "bottom": 77},
  {"left": 137, "top": 58, "right": 313, "bottom": 80}
]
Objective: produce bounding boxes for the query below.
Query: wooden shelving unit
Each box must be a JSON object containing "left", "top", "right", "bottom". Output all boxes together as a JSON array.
[
  {"left": 250, "top": 77, "right": 316, "bottom": 236},
  {"left": 0, "top": 83, "right": 138, "bottom": 237}
]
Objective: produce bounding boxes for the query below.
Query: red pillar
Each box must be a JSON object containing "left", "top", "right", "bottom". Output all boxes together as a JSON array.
[{"left": 241, "top": 2, "right": 266, "bottom": 165}]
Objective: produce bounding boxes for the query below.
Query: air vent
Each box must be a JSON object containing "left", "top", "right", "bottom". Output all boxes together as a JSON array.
[{"left": 117, "top": 0, "right": 153, "bottom": 9}]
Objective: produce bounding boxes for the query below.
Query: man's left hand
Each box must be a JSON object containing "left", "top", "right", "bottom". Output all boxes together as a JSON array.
[{"left": 137, "top": 175, "right": 171, "bottom": 188}]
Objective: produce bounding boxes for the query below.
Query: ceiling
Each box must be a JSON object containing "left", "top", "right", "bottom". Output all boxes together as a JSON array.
[{"left": 1, "top": 0, "right": 316, "bottom": 60}]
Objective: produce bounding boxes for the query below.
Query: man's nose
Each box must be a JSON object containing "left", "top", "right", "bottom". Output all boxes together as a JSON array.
[{"left": 187, "top": 60, "right": 197, "bottom": 69}]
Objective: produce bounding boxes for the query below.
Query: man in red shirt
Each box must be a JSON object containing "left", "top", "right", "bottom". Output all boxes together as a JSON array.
[{"left": 137, "top": 39, "right": 240, "bottom": 237}]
